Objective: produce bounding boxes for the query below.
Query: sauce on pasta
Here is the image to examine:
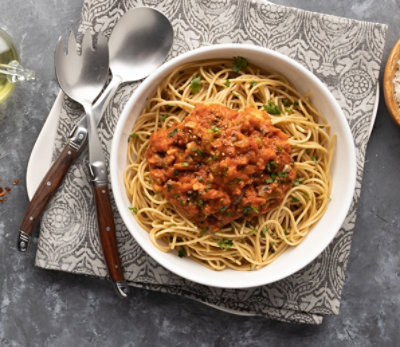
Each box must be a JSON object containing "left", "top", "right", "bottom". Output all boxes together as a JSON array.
[{"left": 146, "top": 104, "right": 296, "bottom": 230}]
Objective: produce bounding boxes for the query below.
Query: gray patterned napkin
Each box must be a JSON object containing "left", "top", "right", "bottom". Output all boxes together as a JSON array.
[{"left": 35, "top": 0, "right": 387, "bottom": 324}]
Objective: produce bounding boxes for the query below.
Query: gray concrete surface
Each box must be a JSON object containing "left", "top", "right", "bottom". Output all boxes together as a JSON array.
[{"left": 0, "top": 0, "right": 399, "bottom": 345}]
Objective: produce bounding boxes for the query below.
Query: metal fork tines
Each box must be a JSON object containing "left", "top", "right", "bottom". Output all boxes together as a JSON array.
[{"left": 54, "top": 31, "right": 129, "bottom": 298}]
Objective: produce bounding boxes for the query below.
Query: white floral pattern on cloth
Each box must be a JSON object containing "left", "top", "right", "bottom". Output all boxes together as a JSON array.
[{"left": 35, "top": 0, "right": 387, "bottom": 324}]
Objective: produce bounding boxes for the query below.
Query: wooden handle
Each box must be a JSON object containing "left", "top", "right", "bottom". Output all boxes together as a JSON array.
[
  {"left": 93, "top": 185, "right": 128, "bottom": 297},
  {"left": 18, "top": 143, "right": 80, "bottom": 252}
]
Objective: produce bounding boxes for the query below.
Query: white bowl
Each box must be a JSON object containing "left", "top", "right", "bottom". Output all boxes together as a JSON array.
[{"left": 110, "top": 44, "right": 356, "bottom": 289}]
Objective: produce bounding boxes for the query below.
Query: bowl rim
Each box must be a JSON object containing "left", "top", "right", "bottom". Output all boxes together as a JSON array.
[{"left": 110, "top": 43, "right": 356, "bottom": 289}]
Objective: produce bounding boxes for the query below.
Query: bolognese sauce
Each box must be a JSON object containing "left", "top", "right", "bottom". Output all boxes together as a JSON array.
[{"left": 146, "top": 104, "right": 296, "bottom": 230}]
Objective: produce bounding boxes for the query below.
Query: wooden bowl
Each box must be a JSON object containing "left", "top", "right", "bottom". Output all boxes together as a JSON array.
[{"left": 384, "top": 39, "right": 400, "bottom": 126}]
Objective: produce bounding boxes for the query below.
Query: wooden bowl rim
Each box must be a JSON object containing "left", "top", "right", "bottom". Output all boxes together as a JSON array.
[{"left": 383, "top": 39, "right": 400, "bottom": 127}]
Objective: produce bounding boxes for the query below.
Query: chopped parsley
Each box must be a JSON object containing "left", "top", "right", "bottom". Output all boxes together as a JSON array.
[
  {"left": 166, "top": 182, "right": 173, "bottom": 191},
  {"left": 261, "top": 228, "right": 269, "bottom": 238},
  {"left": 129, "top": 207, "right": 138, "bottom": 214},
  {"left": 160, "top": 114, "right": 168, "bottom": 121},
  {"left": 250, "top": 80, "right": 257, "bottom": 87},
  {"left": 292, "top": 196, "right": 299, "bottom": 202},
  {"left": 190, "top": 148, "right": 203, "bottom": 157},
  {"left": 174, "top": 170, "right": 180, "bottom": 176},
  {"left": 128, "top": 133, "right": 138, "bottom": 141},
  {"left": 211, "top": 154, "right": 219, "bottom": 161},
  {"left": 267, "top": 161, "right": 276, "bottom": 172},
  {"left": 178, "top": 247, "right": 186, "bottom": 258},
  {"left": 312, "top": 156, "right": 318, "bottom": 164},
  {"left": 190, "top": 76, "right": 202, "bottom": 94},
  {"left": 248, "top": 228, "right": 256, "bottom": 235},
  {"left": 219, "top": 205, "right": 228, "bottom": 213},
  {"left": 265, "top": 178, "right": 274, "bottom": 184},
  {"left": 182, "top": 162, "right": 189, "bottom": 167},
  {"left": 243, "top": 206, "right": 251, "bottom": 216},
  {"left": 293, "top": 101, "right": 299, "bottom": 107},
  {"left": 225, "top": 80, "right": 231, "bottom": 87},
  {"left": 207, "top": 126, "right": 220, "bottom": 134},
  {"left": 263, "top": 101, "right": 281, "bottom": 115},
  {"left": 282, "top": 99, "right": 291, "bottom": 106},
  {"left": 232, "top": 56, "right": 248, "bottom": 73},
  {"left": 173, "top": 193, "right": 180, "bottom": 198},
  {"left": 168, "top": 128, "right": 178, "bottom": 137},
  {"left": 204, "top": 185, "right": 211, "bottom": 192},
  {"left": 278, "top": 171, "right": 288, "bottom": 179},
  {"left": 250, "top": 206, "right": 259, "bottom": 213},
  {"left": 294, "top": 178, "right": 301, "bottom": 186},
  {"left": 218, "top": 239, "right": 233, "bottom": 250},
  {"left": 200, "top": 227, "right": 209, "bottom": 235}
]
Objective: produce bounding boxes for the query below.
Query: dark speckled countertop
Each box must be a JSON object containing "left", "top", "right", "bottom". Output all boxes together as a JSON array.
[{"left": 1, "top": 0, "right": 399, "bottom": 345}]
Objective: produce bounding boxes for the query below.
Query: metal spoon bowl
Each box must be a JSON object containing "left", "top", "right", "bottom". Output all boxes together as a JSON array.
[{"left": 94, "top": 7, "right": 174, "bottom": 121}]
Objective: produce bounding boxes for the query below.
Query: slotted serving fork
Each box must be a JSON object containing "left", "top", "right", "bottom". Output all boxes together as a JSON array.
[{"left": 53, "top": 31, "right": 128, "bottom": 297}]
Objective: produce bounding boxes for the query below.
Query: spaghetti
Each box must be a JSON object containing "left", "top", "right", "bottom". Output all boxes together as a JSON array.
[{"left": 124, "top": 58, "right": 335, "bottom": 271}]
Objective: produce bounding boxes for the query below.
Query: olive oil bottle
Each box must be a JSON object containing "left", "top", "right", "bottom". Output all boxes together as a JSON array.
[{"left": 0, "top": 29, "right": 18, "bottom": 102}]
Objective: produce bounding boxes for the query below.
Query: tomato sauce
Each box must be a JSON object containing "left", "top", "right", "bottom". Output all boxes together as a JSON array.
[{"left": 146, "top": 104, "right": 296, "bottom": 230}]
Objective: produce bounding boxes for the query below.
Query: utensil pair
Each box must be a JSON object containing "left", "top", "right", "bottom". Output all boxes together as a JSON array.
[{"left": 17, "top": 8, "right": 173, "bottom": 297}]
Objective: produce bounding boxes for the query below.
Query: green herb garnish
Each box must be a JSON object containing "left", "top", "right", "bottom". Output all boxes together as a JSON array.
[
  {"left": 250, "top": 206, "right": 259, "bottom": 213},
  {"left": 128, "top": 133, "right": 138, "bottom": 141},
  {"left": 190, "top": 75, "right": 202, "bottom": 94},
  {"left": 160, "top": 115, "right": 168, "bottom": 121},
  {"left": 219, "top": 206, "right": 228, "bottom": 213},
  {"left": 178, "top": 247, "right": 186, "bottom": 258},
  {"left": 218, "top": 239, "right": 233, "bottom": 250},
  {"left": 225, "top": 80, "right": 231, "bottom": 87},
  {"left": 129, "top": 207, "right": 138, "bottom": 214},
  {"left": 168, "top": 128, "right": 178, "bottom": 137},
  {"left": 267, "top": 161, "right": 276, "bottom": 172},
  {"left": 263, "top": 101, "right": 281, "bottom": 115},
  {"left": 232, "top": 56, "right": 248, "bottom": 73},
  {"left": 182, "top": 162, "right": 189, "bottom": 167},
  {"left": 207, "top": 126, "right": 220, "bottom": 134},
  {"left": 250, "top": 80, "right": 257, "bottom": 87},
  {"left": 294, "top": 178, "right": 301, "bottom": 186}
]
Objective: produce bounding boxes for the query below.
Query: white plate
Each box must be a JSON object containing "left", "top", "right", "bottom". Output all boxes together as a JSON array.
[{"left": 110, "top": 44, "right": 356, "bottom": 289}]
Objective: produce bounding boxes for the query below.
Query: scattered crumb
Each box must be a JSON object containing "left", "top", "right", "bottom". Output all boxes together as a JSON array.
[{"left": 0, "top": 179, "right": 18, "bottom": 203}]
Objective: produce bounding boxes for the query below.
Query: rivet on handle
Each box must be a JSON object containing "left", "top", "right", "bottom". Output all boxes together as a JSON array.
[{"left": 17, "top": 230, "right": 30, "bottom": 252}]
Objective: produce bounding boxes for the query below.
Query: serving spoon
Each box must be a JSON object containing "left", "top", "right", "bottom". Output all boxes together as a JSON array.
[{"left": 18, "top": 8, "right": 173, "bottom": 251}]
